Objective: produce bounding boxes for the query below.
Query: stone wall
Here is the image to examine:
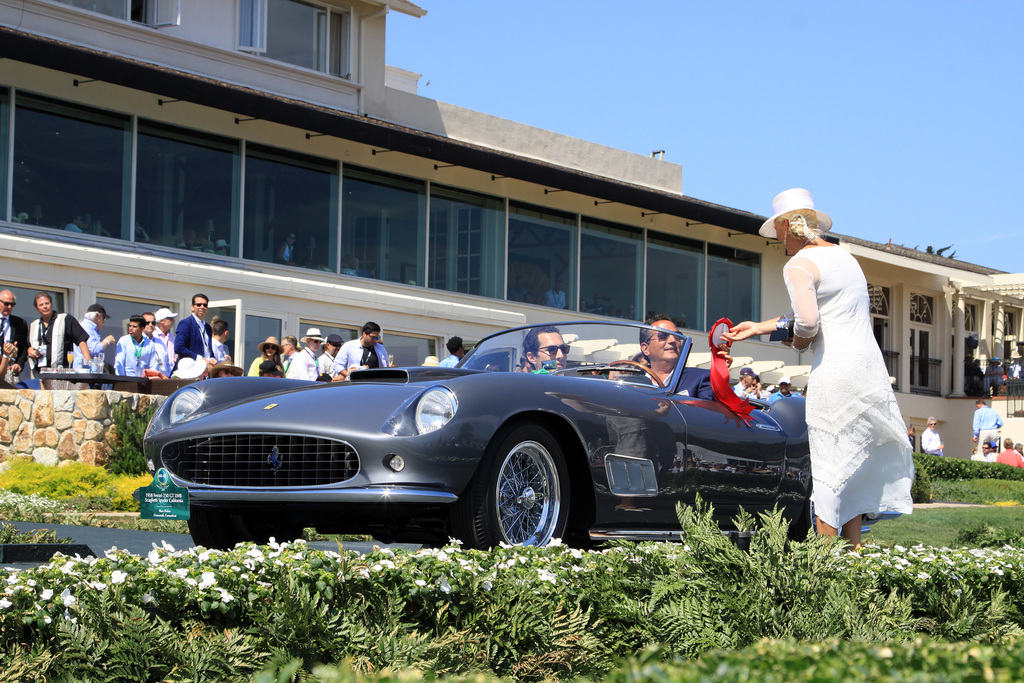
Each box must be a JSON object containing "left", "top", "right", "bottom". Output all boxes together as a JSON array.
[{"left": 0, "top": 390, "right": 166, "bottom": 468}]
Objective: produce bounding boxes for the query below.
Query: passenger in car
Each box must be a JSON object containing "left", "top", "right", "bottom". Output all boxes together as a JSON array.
[{"left": 523, "top": 326, "right": 569, "bottom": 372}]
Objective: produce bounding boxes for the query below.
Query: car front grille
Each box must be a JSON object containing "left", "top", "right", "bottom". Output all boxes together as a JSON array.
[{"left": 160, "top": 434, "right": 360, "bottom": 487}]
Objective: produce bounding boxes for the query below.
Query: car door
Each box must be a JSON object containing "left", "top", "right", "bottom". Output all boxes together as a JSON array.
[{"left": 665, "top": 397, "right": 787, "bottom": 526}]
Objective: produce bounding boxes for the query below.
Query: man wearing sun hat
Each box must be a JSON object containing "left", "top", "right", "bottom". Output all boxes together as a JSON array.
[
  {"left": 285, "top": 327, "right": 323, "bottom": 381},
  {"left": 152, "top": 306, "right": 178, "bottom": 371},
  {"left": 767, "top": 376, "right": 794, "bottom": 404}
]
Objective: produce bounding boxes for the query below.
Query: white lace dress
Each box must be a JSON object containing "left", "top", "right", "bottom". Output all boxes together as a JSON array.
[{"left": 785, "top": 245, "right": 914, "bottom": 529}]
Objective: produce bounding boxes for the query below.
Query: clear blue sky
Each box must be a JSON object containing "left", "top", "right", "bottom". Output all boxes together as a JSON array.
[{"left": 387, "top": 2, "right": 1023, "bottom": 274}]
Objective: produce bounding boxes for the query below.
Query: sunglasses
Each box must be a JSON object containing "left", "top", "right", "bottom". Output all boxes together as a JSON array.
[
  {"left": 538, "top": 344, "right": 571, "bottom": 356},
  {"left": 194, "top": 303, "right": 209, "bottom": 307},
  {"left": 653, "top": 331, "right": 676, "bottom": 342},
  {"left": 0, "top": 300, "right": 15, "bottom": 307}
]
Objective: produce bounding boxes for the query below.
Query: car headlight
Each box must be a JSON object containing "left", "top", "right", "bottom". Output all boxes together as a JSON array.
[
  {"left": 414, "top": 387, "right": 458, "bottom": 434},
  {"left": 168, "top": 387, "right": 205, "bottom": 425}
]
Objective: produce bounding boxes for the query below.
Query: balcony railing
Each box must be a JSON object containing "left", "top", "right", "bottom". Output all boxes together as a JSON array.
[
  {"left": 909, "top": 356, "right": 942, "bottom": 396},
  {"left": 882, "top": 350, "right": 900, "bottom": 392},
  {"left": 1007, "top": 379, "right": 1024, "bottom": 418}
]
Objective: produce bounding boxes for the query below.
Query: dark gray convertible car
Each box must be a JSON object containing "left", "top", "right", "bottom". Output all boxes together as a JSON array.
[{"left": 142, "top": 321, "right": 812, "bottom": 549}]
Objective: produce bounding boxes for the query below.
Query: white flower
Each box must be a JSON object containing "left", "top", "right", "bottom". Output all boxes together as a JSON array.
[
  {"left": 536, "top": 568, "right": 558, "bottom": 584},
  {"left": 61, "top": 589, "right": 76, "bottom": 606},
  {"left": 198, "top": 572, "right": 216, "bottom": 590},
  {"left": 438, "top": 576, "right": 452, "bottom": 594},
  {"left": 111, "top": 571, "right": 128, "bottom": 584},
  {"left": 40, "top": 589, "right": 54, "bottom": 601},
  {"left": 216, "top": 588, "right": 234, "bottom": 603},
  {"left": 481, "top": 580, "right": 493, "bottom": 591},
  {"left": 415, "top": 579, "right": 427, "bottom": 587},
  {"left": 0, "top": 598, "right": 11, "bottom": 609},
  {"left": 89, "top": 582, "right": 107, "bottom": 591}
]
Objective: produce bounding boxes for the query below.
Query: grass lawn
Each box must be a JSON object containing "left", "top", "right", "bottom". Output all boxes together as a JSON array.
[
  {"left": 865, "top": 505, "right": 1024, "bottom": 548},
  {"left": 931, "top": 477, "right": 1024, "bottom": 505}
]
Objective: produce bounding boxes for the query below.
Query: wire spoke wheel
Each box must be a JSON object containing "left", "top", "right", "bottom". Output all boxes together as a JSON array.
[
  {"left": 494, "top": 440, "right": 561, "bottom": 545},
  {"left": 451, "top": 423, "right": 569, "bottom": 549}
]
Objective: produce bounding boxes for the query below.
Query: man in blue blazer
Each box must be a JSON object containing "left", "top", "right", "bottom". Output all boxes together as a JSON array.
[{"left": 173, "top": 293, "right": 215, "bottom": 373}]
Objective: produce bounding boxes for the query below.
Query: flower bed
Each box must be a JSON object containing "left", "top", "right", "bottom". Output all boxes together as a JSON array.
[{"left": 3, "top": 505, "right": 1023, "bottom": 680}]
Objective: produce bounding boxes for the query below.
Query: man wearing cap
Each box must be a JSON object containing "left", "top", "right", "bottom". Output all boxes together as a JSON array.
[
  {"left": 439, "top": 336, "right": 465, "bottom": 368},
  {"left": 0, "top": 290, "right": 29, "bottom": 377},
  {"left": 286, "top": 328, "right": 323, "bottom": 381},
  {"left": 767, "top": 377, "right": 794, "bottom": 404},
  {"left": 174, "top": 293, "right": 216, "bottom": 373},
  {"left": 152, "top": 307, "right": 178, "bottom": 371},
  {"left": 318, "top": 333, "right": 346, "bottom": 378},
  {"left": 733, "top": 367, "right": 757, "bottom": 398},
  {"left": 73, "top": 304, "right": 116, "bottom": 370},
  {"left": 28, "top": 291, "right": 92, "bottom": 375}
]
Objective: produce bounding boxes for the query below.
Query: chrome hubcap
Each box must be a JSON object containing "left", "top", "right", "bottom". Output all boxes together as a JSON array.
[{"left": 495, "top": 440, "right": 560, "bottom": 546}]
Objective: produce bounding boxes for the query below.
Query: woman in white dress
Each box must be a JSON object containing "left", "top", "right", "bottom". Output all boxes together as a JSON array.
[{"left": 723, "top": 189, "right": 914, "bottom": 546}]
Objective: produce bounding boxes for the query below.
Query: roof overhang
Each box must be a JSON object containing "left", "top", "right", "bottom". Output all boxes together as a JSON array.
[{"left": 0, "top": 26, "right": 764, "bottom": 235}]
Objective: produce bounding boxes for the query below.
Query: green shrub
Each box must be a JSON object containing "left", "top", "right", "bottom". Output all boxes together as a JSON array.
[
  {"left": 0, "top": 522, "right": 70, "bottom": 544},
  {"left": 955, "top": 522, "right": 1024, "bottom": 548},
  {"left": 911, "top": 454, "right": 932, "bottom": 503},
  {"left": 106, "top": 402, "right": 156, "bottom": 476},
  {"left": 0, "top": 460, "right": 147, "bottom": 512},
  {"left": 916, "top": 452, "right": 1024, "bottom": 482}
]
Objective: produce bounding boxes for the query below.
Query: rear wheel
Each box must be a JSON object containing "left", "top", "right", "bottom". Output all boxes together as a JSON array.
[
  {"left": 451, "top": 423, "right": 569, "bottom": 549},
  {"left": 188, "top": 507, "right": 302, "bottom": 549}
]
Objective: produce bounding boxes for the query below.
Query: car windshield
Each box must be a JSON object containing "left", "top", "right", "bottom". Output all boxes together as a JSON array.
[{"left": 461, "top": 321, "right": 694, "bottom": 389}]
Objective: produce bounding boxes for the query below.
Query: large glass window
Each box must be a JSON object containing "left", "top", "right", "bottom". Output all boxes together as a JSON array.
[
  {"left": 507, "top": 202, "right": 576, "bottom": 308},
  {"left": 0, "top": 88, "right": 8, "bottom": 223},
  {"left": 52, "top": 0, "right": 179, "bottom": 23},
  {"left": 580, "top": 218, "right": 643, "bottom": 320},
  {"left": 0, "top": 283, "right": 66, "bottom": 319},
  {"left": 705, "top": 244, "right": 760, "bottom": 330},
  {"left": 13, "top": 95, "right": 130, "bottom": 239},
  {"left": 243, "top": 314, "right": 282, "bottom": 370},
  {"left": 428, "top": 185, "right": 504, "bottom": 299},
  {"left": 646, "top": 231, "right": 704, "bottom": 329},
  {"left": 96, "top": 294, "right": 169, "bottom": 369},
  {"left": 136, "top": 121, "right": 240, "bottom": 256},
  {"left": 243, "top": 144, "right": 338, "bottom": 272},
  {"left": 53, "top": 0, "right": 127, "bottom": 19},
  {"left": 341, "top": 166, "right": 425, "bottom": 285},
  {"left": 239, "top": 0, "right": 351, "bottom": 77},
  {"left": 380, "top": 331, "right": 435, "bottom": 369}
]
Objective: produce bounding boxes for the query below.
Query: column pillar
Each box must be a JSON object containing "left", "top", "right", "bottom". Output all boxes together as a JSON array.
[{"left": 952, "top": 286, "right": 966, "bottom": 397}]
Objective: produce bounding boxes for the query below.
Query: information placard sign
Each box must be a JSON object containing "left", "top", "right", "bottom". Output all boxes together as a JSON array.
[{"left": 139, "top": 468, "right": 190, "bottom": 520}]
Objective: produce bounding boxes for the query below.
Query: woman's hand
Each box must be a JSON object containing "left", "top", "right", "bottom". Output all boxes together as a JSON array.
[{"left": 721, "top": 320, "right": 775, "bottom": 344}]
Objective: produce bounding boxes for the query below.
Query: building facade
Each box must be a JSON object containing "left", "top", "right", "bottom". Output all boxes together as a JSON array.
[{"left": 2, "top": 0, "right": 1022, "bottom": 457}]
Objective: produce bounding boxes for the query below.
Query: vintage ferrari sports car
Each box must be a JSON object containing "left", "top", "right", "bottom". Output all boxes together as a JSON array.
[{"left": 142, "top": 321, "right": 812, "bottom": 549}]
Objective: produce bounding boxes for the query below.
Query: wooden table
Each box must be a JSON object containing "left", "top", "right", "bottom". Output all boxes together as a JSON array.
[{"left": 38, "top": 372, "right": 150, "bottom": 392}]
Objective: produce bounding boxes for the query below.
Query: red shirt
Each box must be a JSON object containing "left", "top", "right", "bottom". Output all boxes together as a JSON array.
[{"left": 995, "top": 449, "right": 1024, "bottom": 468}]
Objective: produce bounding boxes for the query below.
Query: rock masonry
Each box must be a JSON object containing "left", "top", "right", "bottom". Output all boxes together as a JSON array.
[{"left": 0, "top": 390, "right": 166, "bottom": 469}]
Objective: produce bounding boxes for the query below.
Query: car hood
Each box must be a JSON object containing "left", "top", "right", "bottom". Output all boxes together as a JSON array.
[{"left": 162, "top": 378, "right": 444, "bottom": 441}]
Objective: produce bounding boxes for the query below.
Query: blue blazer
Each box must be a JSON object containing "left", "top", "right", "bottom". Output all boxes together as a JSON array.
[
  {"left": 173, "top": 315, "right": 212, "bottom": 369},
  {"left": 677, "top": 368, "right": 714, "bottom": 401}
]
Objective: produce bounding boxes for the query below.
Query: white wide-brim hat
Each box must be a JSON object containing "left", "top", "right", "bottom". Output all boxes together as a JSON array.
[
  {"left": 172, "top": 357, "right": 208, "bottom": 379},
  {"left": 303, "top": 327, "right": 324, "bottom": 342},
  {"left": 759, "top": 188, "right": 833, "bottom": 238}
]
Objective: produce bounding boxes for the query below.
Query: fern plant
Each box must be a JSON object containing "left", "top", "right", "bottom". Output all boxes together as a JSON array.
[{"left": 107, "top": 402, "right": 156, "bottom": 476}]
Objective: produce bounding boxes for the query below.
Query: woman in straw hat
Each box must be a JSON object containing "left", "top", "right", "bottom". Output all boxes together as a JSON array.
[
  {"left": 247, "top": 336, "right": 284, "bottom": 377},
  {"left": 722, "top": 188, "right": 914, "bottom": 547}
]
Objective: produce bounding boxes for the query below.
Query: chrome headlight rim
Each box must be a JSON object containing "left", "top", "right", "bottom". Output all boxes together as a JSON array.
[
  {"left": 168, "top": 387, "right": 206, "bottom": 425},
  {"left": 413, "top": 387, "right": 458, "bottom": 434}
]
